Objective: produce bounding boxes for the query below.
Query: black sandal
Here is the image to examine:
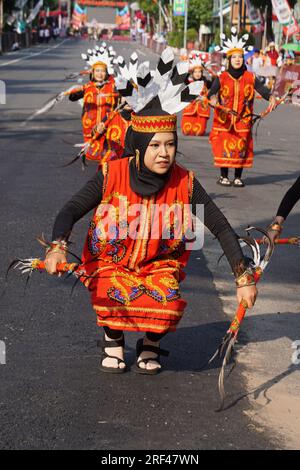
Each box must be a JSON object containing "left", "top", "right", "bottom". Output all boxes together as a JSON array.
[
  {"left": 100, "top": 335, "right": 127, "bottom": 374},
  {"left": 134, "top": 338, "right": 169, "bottom": 375},
  {"left": 233, "top": 178, "right": 245, "bottom": 187},
  {"left": 217, "top": 176, "right": 231, "bottom": 186}
]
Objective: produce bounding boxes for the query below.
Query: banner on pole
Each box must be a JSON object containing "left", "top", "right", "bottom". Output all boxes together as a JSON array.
[
  {"left": 274, "top": 64, "right": 300, "bottom": 104},
  {"left": 272, "top": 0, "right": 299, "bottom": 37},
  {"left": 272, "top": 0, "right": 292, "bottom": 25},
  {"left": 15, "top": 0, "right": 29, "bottom": 9},
  {"left": 245, "top": 0, "right": 264, "bottom": 34},
  {"left": 173, "top": 0, "right": 185, "bottom": 17},
  {"left": 26, "top": 0, "right": 44, "bottom": 24},
  {"left": 116, "top": 4, "right": 130, "bottom": 29},
  {"left": 72, "top": 3, "right": 87, "bottom": 29},
  {"left": 6, "top": 14, "right": 17, "bottom": 26}
]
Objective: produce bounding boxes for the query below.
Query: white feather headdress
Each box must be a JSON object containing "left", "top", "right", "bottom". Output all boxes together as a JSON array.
[
  {"left": 116, "top": 52, "right": 139, "bottom": 83},
  {"left": 215, "top": 27, "right": 253, "bottom": 55},
  {"left": 81, "top": 45, "right": 115, "bottom": 75},
  {"left": 189, "top": 52, "right": 206, "bottom": 70},
  {"left": 115, "top": 47, "right": 203, "bottom": 114}
]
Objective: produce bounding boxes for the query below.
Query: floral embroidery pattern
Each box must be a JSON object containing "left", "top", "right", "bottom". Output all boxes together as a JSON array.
[{"left": 107, "top": 271, "right": 180, "bottom": 306}]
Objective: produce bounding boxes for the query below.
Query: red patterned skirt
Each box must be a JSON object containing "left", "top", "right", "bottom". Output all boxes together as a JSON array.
[
  {"left": 181, "top": 115, "right": 208, "bottom": 136},
  {"left": 85, "top": 263, "right": 187, "bottom": 334},
  {"left": 210, "top": 129, "right": 254, "bottom": 168}
]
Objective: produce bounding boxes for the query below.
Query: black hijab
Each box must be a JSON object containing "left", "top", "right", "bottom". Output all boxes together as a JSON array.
[
  {"left": 227, "top": 55, "right": 247, "bottom": 79},
  {"left": 124, "top": 108, "right": 178, "bottom": 197}
]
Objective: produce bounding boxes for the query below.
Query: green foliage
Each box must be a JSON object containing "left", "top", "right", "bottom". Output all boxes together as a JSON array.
[
  {"left": 186, "top": 28, "right": 198, "bottom": 42},
  {"left": 138, "top": 1, "right": 159, "bottom": 17},
  {"left": 173, "top": 15, "right": 184, "bottom": 32},
  {"left": 167, "top": 30, "right": 184, "bottom": 48},
  {"left": 138, "top": 0, "right": 213, "bottom": 31},
  {"left": 170, "top": 13, "right": 184, "bottom": 45},
  {"left": 188, "top": 0, "right": 214, "bottom": 30}
]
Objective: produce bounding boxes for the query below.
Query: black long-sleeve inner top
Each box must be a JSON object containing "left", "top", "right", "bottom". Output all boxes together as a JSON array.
[
  {"left": 69, "top": 89, "right": 84, "bottom": 101},
  {"left": 277, "top": 176, "right": 300, "bottom": 219},
  {"left": 208, "top": 76, "right": 271, "bottom": 101},
  {"left": 52, "top": 170, "right": 246, "bottom": 276}
]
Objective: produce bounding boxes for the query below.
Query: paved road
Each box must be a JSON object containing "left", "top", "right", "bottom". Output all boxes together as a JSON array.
[{"left": 1, "top": 37, "right": 298, "bottom": 450}]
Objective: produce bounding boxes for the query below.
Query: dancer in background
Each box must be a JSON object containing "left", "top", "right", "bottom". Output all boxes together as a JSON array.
[
  {"left": 209, "top": 28, "right": 277, "bottom": 187},
  {"left": 181, "top": 53, "right": 211, "bottom": 136}
]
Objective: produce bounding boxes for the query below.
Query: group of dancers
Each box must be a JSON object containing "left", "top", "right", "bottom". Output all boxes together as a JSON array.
[{"left": 17, "top": 30, "right": 299, "bottom": 374}]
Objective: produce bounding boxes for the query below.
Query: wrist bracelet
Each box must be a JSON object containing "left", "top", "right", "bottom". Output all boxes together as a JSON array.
[
  {"left": 45, "top": 240, "right": 68, "bottom": 256},
  {"left": 235, "top": 268, "right": 256, "bottom": 288},
  {"left": 269, "top": 221, "right": 282, "bottom": 233}
]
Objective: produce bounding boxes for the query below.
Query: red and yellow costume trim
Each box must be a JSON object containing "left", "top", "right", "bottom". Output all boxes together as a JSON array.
[
  {"left": 210, "top": 70, "right": 255, "bottom": 168},
  {"left": 226, "top": 48, "right": 244, "bottom": 57},
  {"left": 81, "top": 157, "right": 194, "bottom": 334},
  {"left": 91, "top": 61, "right": 107, "bottom": 69},
  {"left": 131, "top": 113, "right": 177, "bottom": 133}
]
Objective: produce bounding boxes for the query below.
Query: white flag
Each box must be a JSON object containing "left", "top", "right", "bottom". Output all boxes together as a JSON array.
[
  {"left": 15, "top": 0, "right": 29, "bottom": 9},
  {"left": 245, "top": 0, "right": 264, "bottom": 33},
  {"left": 271, "top": 0, "right": 292, "bottom": 25},
  {"left": 26, "top": 0, "right": 44, "bottom": 24}
]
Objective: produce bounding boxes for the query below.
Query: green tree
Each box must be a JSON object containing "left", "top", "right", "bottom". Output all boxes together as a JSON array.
[
  {"left": 188, "top": 0, "right": 213, "bottom": 31},
  {"left": 138, "top": 0, "right": 159, "bottom": 18}
]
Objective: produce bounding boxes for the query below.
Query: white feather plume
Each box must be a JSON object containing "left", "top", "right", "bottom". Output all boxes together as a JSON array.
[
  {"left": 115, "top": 48, "right": 204, "bottom": 114},
  {"left": 215, "top": 26, "right": 253, "bottom": 54},
  {"left": 81, "top": 45, "right": 115, "bottom": 75}
]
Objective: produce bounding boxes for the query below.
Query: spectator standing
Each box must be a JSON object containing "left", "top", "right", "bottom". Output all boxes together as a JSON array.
[
  {"left": 44, "top": 26, "right": 50, "bottom": 43},
  {"left": 266, "top": 42, "right": 279, "bottom": 66}
]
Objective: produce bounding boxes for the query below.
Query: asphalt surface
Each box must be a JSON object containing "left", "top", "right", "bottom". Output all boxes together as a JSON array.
[{"left": 0, "top": 37, "right": 296, "bottom": 450}]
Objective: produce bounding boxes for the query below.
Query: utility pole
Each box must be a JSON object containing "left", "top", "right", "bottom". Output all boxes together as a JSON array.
[
  {"left": 183, "top": 0, "right": 188, "bottom": 49},
  {"left": 67, "top": 0, "right": 72, "bottom": 27},
  {"left": 159, "top": 0, "right": 162, "bottom": 34},
  {"left": 262, "top": 5, "right": 267, "bottom": 49},
  {"left": 242, "top": 0, "right": 247, "bottom": 30},
  {"left": 285, "top": 9, "right": 293, "bottom": 46},
  {"left": 220, "top": 0, "right": 223, "bottom": 37},
  {"left": 238, "top": 0, "right": 242, "bottom": 33},
  {"left": 230, "top": 0, "right": 234, "bottom": 29},
  {"left": 0, "top": 0, "right": 3, "bottom": 54}
]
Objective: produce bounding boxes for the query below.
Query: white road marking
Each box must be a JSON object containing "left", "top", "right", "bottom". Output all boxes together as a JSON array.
[
  {"left": 0, "top": 39, "right": 69, "bottom": 68},
  {"left": 19, "top": 84, "right": 76, "bottom": 127}
]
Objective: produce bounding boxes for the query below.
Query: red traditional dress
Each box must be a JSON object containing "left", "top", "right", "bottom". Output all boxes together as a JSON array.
[
  {"left": 77, "top": 76, "right": 127, "bottom": 164},
  {"left": 85, "top": 108, "right": 131, "bottom": 164},
  {"left": 181, "top": 82, "right": 210, "bottom": 136},
  {"left": 210, "top": 70, "right": 255, "bottom": 169},
  {"left": 81, "top": 77, "right": 116, "bottom": 141},
  {"left": 80, "top": 157, "right": 194, "bottom": 334}
]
